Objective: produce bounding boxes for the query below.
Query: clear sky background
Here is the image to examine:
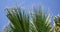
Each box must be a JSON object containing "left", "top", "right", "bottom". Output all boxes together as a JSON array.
[{"left": 0, "top": 0, "right": 60, "bottom": 32}]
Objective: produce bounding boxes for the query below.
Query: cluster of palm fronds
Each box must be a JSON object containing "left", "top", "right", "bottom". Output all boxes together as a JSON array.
[{"left": 4, "top": 7, "right": 60, "bottom": 32}]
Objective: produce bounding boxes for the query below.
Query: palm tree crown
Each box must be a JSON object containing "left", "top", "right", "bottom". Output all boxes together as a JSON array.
[{"left": 4, "top": 7, "right": 52, "bottom": 32}]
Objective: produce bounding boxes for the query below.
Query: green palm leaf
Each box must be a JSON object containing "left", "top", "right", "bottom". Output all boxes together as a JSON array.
[
  {"left": 4, "top": 7, "right": 29, "bottom": 32},
  {"left": 32, "top": 7, "right": 51, "bottom": 32}
]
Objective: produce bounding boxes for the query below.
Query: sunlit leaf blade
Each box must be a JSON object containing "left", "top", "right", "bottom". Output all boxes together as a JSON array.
[{"left": 54, "top": 14, "right": 60, "bottom": 32}]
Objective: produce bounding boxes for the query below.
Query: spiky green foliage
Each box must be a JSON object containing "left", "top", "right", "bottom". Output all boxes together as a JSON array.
[
  {"left": 4, "top": 7, "right": 52, "bottom": 32},
  {"left": 5, "top": 7, "right": 29, "bottom": 32},
  {"left": 54, "top": 14, "right": 60, "bottom": 32},
  {"left": 31, "top": 8, "right": 51, "bottom": 32}
]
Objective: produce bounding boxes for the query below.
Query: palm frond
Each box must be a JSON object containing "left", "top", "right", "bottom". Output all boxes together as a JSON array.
[
  {"left": 32, "top": 7, "right": 51, "bottom": 32},
  {"left": 5, "top": 7, "right": 29, "bottom": 32}
]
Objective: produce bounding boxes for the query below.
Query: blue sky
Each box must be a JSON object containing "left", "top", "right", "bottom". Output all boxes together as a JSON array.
[{"left": 0, "top": 0, "right": 60, "bottom": 32}]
